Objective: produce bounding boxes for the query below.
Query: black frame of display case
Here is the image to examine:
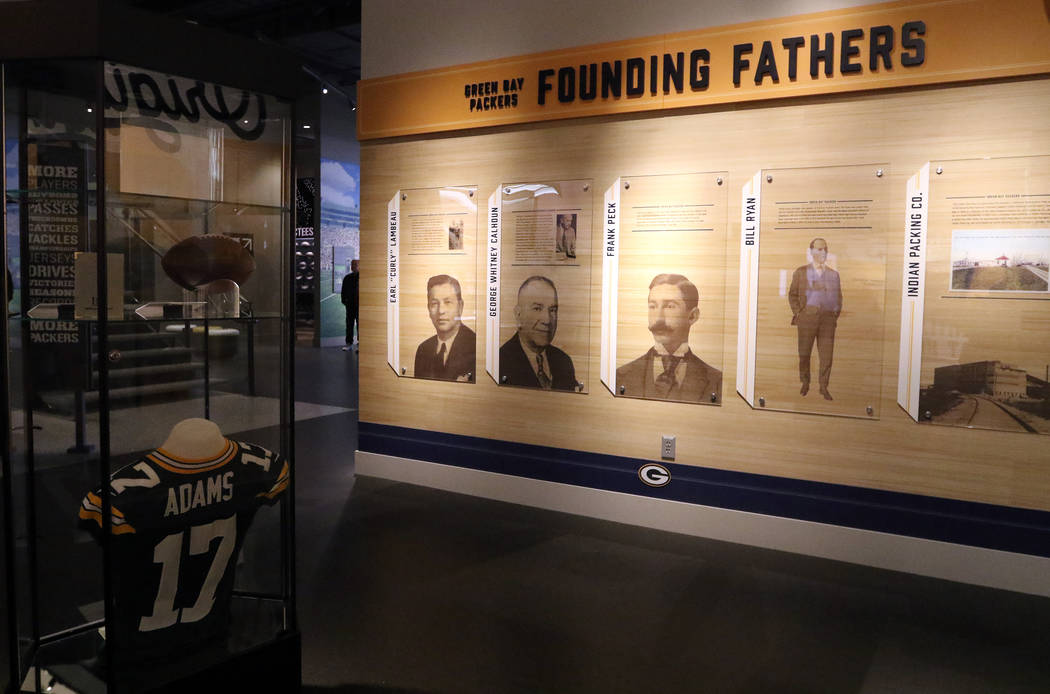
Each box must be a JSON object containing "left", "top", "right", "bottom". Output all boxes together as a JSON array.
[{"left": 0, "top": 2, "right": 305, "bottom": 691}]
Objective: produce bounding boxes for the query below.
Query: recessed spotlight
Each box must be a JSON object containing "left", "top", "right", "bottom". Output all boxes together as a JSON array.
[
  {"left": 303, "top": 124, "right": 311, "bottom": 129},
  {"left": 322, "top": 87, "right": 329, "bottom": 95},
  {"left": 87, "top": 107, "right": 93, "bottom": 113}
]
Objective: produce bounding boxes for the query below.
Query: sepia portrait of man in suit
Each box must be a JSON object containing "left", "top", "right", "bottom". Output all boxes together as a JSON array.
[
  {"left": 788, "top": 237, "right": 842, "bottom": 400},
  {"left": 499, "top": 275, "right": 578, "bottom": 391},
  {"left": 413, "top": 274, "right": 475, "bottom": 382},
  {"left": 616, "top": 273, "right": 721, "bottom": 403}
]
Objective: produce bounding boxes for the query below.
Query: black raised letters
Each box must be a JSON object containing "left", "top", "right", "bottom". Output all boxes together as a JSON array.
[
  {"left": 901, "top": 21, "right": 926, "bottom": 66},
  {"left": 810, "top": 32, "right": 834, "bottom": 78},
  {"left": 733, "top": 43, "right": 753, "bottom": 87},
  {"left": 781, "top": 36, "right": 805, "bottom": 80},
  {"left": 840, "top": 28, "right": 863, "bottom": 74},
  {"left": 601, "top": 61, "right": 622, "bottom": 98},
  {"left": 626, "top": 57, "right": 645, "bottom": 96},
  {"left": 538, "top": 69, "right": 555, "bottom": 105},
  {"left": 869, "top": 25, "right": 894, "bottom": 70},
  {"left": 689, "top": 49, "right": 709, "bottom": 89},
  {"left": 557, "top": 67, "right": 575, "bottom": 103},
  {"left": 754, "top": 41, "right": 780, "bottom": 84},
  {"left": 663, "top": 52, "right": 684, "bottom": 93},
  {"left": 580, "top": 63, "right": 598, "bottom": 100}
]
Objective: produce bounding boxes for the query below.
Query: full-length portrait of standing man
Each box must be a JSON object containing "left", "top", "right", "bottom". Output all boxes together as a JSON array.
[
  {"left": 616, "top": 273, "right": 721, "bottom": 402},
  {"left": 413, "top": 274, "right": 475, "bottom": 382},
  {"left": 499, "top": 276, "right": 577, "bottom": 391},
  {"left": 788, "top": 238, "right": 842, "bottom": 400}
]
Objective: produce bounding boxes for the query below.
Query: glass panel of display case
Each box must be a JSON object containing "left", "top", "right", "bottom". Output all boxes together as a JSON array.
[
  {"left": 96, "top": 64, "right": 292, "bottom": 692},
  {"left": 752, "top": 164, "right": 889, "bottom": 418},
  {"left": 2, "top": 66, "right": 14, "bottom": 694},
  {"left": 915, "top": 155, "right": 1050, "bottom": 435},
  {"left": 394, "top": 186, "right": 478, "bottom": 382},
  {"left": 3, "top": 59, "right": 109, "bottom": 692},
  {"left": 102, "top": 62, "right": 289, "bottom": 320},
  {"left": 608, "top": 172, "right": 728, "bottom": 405},
  {"left": 495, "top": 179, "right": 592, "bottom": 393}
]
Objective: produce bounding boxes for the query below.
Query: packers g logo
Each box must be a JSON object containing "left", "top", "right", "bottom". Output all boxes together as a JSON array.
[{"left": 638, "top": 463, "right": 671, "bottom": 488}]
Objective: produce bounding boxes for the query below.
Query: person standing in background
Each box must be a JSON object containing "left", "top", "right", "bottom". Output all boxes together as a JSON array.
[{"left": 341, "top": 258, "right": 359, "bottom": 352}]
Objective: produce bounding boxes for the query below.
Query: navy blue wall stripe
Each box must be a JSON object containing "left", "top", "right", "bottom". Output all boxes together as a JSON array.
[{"left": 359, "top": 421, "right": 1050, "bottom": 559}]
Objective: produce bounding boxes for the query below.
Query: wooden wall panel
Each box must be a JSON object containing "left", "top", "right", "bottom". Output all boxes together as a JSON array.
[{"left": 359, "top": 77, "right": 1050, "bottom": 512}]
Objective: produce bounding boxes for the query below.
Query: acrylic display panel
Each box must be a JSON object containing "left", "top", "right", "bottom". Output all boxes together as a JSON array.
[
  {"left": 917, "top": 156, "right": 1050, "bottom": 434},
  {"left": 752, "top": 164, "right": 889, "bottom": 418},
  {"left": 392, "top": 186, "right": 478, "bottom": 382},
  {"left": 497, "top": 180, "right": 592, "bottom": 393},
  {"left": 610, "top": 173, "right": 728, "bottom": 404}
]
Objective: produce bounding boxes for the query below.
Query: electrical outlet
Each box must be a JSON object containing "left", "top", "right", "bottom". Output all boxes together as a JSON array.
[{"left": 661, "top": 435, "right": 675, "bottom": 461}]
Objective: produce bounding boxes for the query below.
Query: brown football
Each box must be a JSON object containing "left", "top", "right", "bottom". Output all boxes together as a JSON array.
[{"left": 161, "top": 234, "right": 256, "bottom": 290}]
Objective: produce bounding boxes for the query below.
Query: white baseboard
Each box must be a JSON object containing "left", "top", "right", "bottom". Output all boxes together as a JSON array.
[{"left": 355, "top": 449, "right": 1050, "bottom": 597}]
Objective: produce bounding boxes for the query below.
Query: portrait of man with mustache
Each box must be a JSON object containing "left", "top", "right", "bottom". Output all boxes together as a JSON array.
[{"left": 616, "top": 273, "right": 722, "bottom": 403}]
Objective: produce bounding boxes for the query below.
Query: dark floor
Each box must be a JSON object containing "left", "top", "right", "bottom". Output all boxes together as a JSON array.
[{"left": 293, "top": 346, "right": 1050, "bottom": 694}]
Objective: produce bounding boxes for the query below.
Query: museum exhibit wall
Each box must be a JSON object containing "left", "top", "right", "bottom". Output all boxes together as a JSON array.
[
  {"left": 320, "top": 95, "right": 361, "bottom": 346},
  {"left": 356, "top": 0, "right": 1050, "bottom": 591}
]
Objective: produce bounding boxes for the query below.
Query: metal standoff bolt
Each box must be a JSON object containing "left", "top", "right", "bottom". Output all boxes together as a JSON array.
[
  {"left": 108, "top": 349, "right": 122, "bottom": 363},
  {"left": 583, "top": 184, "right": 589, "bottom": 192},
  {"left": 766, "top": 174, "right": 773, "bottom": 183},
  {"left": 710, "top": 392, "right": 717, "bottom": 402},
  {"left": 401, "top": 193, "right": 406, "bottom": 200},
  {"left": 875, "top": 169, "right": 883, "bottom": 178},
  {"left": 401, "top": 367, "right": 406, "bottom": 375},
  {"left": 759, "top": 396, "right": 766, "bottom": 407},
  {"left": 866, "top": 405, "right": 874, "bottom": 416},
  {"left": 924, "top": 410, "right": 932, "bottom": 420},
  {"left": 467, "top": 372, "right": 473, "bottom": 380},
  {"left": 619, "top": 385, "right": 626, "bottom": 395},
  {"left": 500, "top": 375, "right": 508, "bottom": 383},
  {"left": 624, "top": 181, "right": 630, "bottom": 189},
  {"left": 716, "top": 177, "right": 723, "bottom": 185},
  {"left": 504, "top": 187, "right": 511, "bottom": 194},
  {"left": 576, "top": 381, "right": 584, "bottom": 391},
  {"left": 935, "top": 167, "right": 943, "bottom": 175},
  {"left": 468, "top": 190, "right": 474, "bottom": 197}
]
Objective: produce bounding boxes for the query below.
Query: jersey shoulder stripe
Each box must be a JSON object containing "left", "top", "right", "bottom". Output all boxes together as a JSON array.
[
  {"left": 256, "top": 460, "right": 290, "bottom": 500},
  {"left": 79, "top": 492, "right": 136, "bottom": 534}
]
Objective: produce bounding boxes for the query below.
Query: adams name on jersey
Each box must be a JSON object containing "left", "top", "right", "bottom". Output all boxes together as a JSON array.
[{"left": 79, "top": 439, "right": 289, "bottom": 663}]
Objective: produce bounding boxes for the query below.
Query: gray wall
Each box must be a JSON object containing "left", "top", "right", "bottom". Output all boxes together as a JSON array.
[{"left": 363, "top": 0, "right": 872, "bottom": 78}]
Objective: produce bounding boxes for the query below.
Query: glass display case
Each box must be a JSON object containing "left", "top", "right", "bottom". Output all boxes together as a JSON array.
[{"left": 2, "top": 46, "right": 298, "bottom": 694}]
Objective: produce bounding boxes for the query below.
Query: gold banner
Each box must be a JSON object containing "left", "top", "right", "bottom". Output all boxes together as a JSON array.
[{"left": 357, "top": 0, "right": 1050, "bottom": 140}]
